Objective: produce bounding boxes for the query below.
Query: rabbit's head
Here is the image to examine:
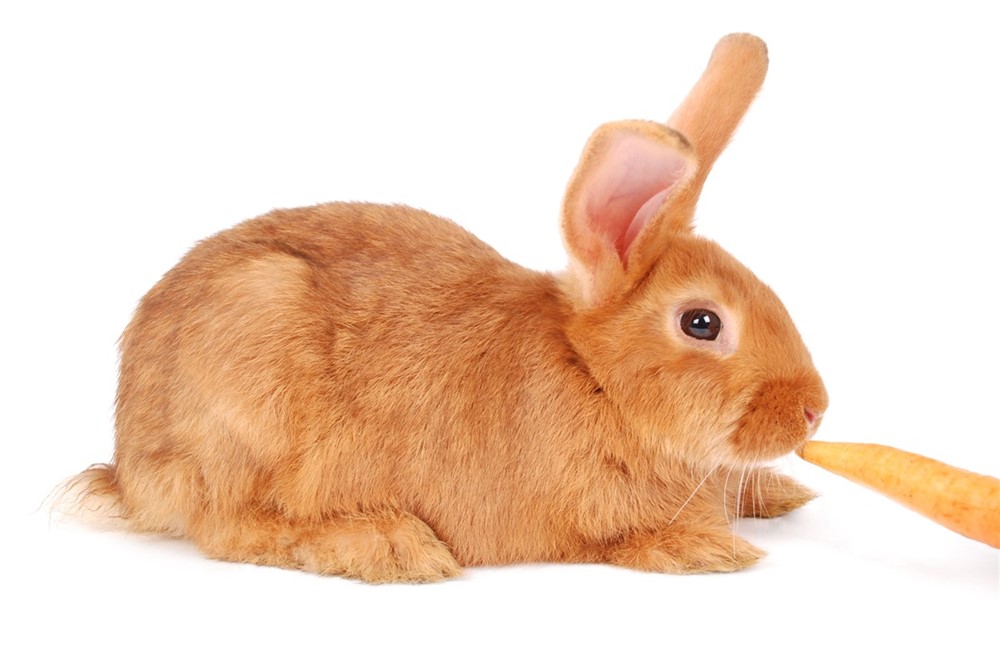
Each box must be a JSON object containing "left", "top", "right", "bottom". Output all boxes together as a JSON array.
[{"left": 561, "top": 34, "right": 826, "bottom": 468}]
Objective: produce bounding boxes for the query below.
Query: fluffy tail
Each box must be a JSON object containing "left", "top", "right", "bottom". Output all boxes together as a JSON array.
[{"left": 51, "top": 463, "right": 128, "bottom": 530}]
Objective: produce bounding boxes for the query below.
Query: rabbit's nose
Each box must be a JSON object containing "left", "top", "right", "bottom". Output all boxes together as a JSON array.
[{"left": 804, "top": 407, "right": 822, "bottom": 426}]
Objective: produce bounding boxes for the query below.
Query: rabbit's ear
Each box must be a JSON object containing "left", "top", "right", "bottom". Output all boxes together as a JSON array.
[
  {"left": 561, "top": 121, "right": 696, "bottom": 307},
  {"left": 666, "top": 33, "right": 769, "bottom": 225}
]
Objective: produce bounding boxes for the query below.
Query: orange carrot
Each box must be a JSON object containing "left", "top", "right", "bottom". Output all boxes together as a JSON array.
[{"left": 798, "top": 441, "right": 1000, "bottom": 549}]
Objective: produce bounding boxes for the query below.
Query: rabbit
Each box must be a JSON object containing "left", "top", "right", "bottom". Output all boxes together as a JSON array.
[{"left": 66, "top": 33, "right": 827, "bottom": 583}]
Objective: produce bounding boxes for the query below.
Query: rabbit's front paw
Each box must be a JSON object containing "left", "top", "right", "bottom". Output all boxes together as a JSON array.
[
  {"left": 607, "top": 524, "right": 764, "bottom": 574},
  {"left": 730, "top": 468, "right": 816, "bottom": 519}
]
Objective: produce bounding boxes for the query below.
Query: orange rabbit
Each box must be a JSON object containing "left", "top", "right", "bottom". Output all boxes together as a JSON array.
[{"left": 67, "top": 34, "right": 827, "bottom": 582}]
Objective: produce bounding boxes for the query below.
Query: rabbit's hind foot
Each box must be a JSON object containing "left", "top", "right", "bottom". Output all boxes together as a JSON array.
[{"left": 193, "top": 508, "right": 462, "bottom": 583}]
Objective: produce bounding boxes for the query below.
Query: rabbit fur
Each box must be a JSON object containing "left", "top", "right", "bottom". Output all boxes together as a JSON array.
[{"left": 66, "top": 34, "right": 827, "bottom": 582}]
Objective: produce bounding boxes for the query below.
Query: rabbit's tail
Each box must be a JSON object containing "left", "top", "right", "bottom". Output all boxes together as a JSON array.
[{"left": 50, "top": 463, "right": 128, "bottom": 530}]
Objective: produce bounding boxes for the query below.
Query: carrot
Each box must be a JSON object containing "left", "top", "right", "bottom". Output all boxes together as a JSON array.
[{"left": 798, "top": 441, "right": 1000, "bottom": 549}]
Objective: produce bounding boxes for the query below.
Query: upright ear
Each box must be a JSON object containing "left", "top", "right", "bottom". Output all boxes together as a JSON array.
[
  {"left": 561, "top": 121, "right": 696, "bottom": 308},
  {"left": 561, "top": 35, "right": 769, "bottom": 309},
  {"left": 667, "top": 33, "right": 769, "bottom": 226}
]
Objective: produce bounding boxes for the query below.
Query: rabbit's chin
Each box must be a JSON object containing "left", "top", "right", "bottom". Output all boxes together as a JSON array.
[
  {"left": 723, "top": 383, "right": 826, "bottom": 464},
  {"left": 718, "top": 434, "right": 813, "bottom": 468},
  {"left": 660, "top": 429, "right": 812, "bottom": 472}
]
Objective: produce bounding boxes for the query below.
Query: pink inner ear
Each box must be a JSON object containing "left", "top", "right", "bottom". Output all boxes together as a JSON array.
[
  {"left": 621, "top": 188, "right": 671, "bottom": 257},
  {"left": 585, "top": 133, "right": 691, "bottom": 263}
]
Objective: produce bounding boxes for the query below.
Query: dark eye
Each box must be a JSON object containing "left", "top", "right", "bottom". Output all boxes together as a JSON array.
[{"left": 680, "top": 309, "right": 722, "bottom": 341}]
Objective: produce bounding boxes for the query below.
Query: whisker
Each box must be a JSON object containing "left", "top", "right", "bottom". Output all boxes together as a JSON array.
[
  {"left": 759, "top": 462, "right": 767, "bottom": 516},
  {"left": 733, "top": 464, "right": 748, "bottom": 557},
  {"left": 735, "top": 466, "right": 742, "bottom": 521},
  {"left": 721, "top": 466, "right": 735, "bottom": 528},
  {"left": 667, "top": 465, "right": 718, "bottom": 525},
  {"left": 759, "top": 461, "right": 770, "bottom": 518},
  {"left": 754, "top": 462, "right": 762, "bottom": 518}
]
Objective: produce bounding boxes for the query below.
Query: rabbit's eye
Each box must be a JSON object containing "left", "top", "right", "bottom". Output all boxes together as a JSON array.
[{"left": 680, "top": 309, "right": 722, "bottom": 341}]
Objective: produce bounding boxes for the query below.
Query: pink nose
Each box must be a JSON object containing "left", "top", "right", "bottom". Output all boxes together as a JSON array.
[{"left": 804, "top": 407, "right": 820, "bottom": 425}]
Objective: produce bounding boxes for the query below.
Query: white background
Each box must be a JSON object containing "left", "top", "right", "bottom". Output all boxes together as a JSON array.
[{"left": 2, "top": 2, "right": 998, "bottom": 668}]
